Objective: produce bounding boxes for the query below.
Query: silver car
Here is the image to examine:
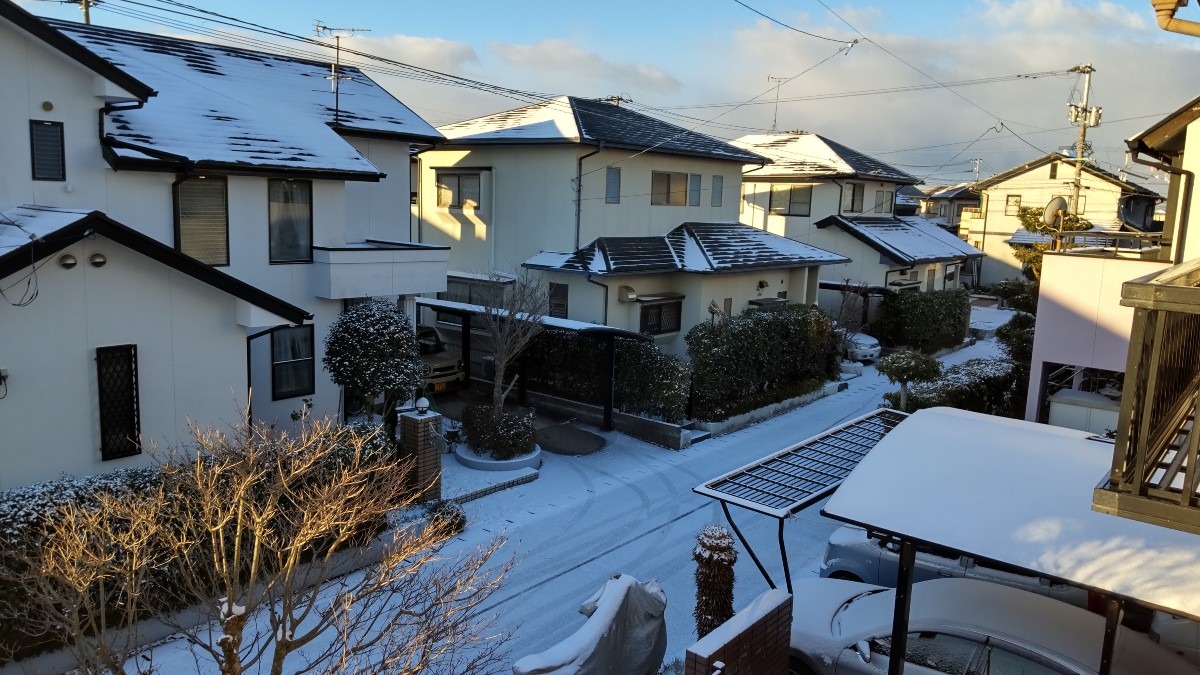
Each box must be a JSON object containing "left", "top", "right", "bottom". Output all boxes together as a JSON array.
[
  {"left": 819, "top": 526, "right": 1088, "bottom": 608},
  {"left": 789, "top": 577, "right": 1196, "bottom": 675}
]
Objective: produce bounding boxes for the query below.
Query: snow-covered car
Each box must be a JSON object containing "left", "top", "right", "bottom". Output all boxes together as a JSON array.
[
  {"left": 842, "top": 332, "right": 880, "bottom": 362},
  {"left": 1151, "top": 612, "right": 1200, "bottom": 666},
  {"left": 788, "top": 577, "right": 1195, "bottom": 675},
  {"left": 819, "top": 526, "right": 1088, "bottom": 608},
  {"left": 417, "top": 325, "right": 465, "bottom": 394}
]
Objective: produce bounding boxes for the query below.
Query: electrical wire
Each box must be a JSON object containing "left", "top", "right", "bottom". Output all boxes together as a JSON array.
[{"left": 730, "top": 0, "right": 854, "bottom": 45}]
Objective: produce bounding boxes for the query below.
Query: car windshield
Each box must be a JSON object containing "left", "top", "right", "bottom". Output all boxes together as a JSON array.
[{"left": 417, "top": 329, "right": 444, "bottom": 355}]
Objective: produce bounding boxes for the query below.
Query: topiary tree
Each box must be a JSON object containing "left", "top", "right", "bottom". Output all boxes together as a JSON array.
[
  {"left": 877, "top": 349, "right": 942, "bottom": 411},
  {"left": 323, "top": 299, "right": 423, "bottom": 426},
  {"left": 693, "top": 525, "right": 737, "bottom": 639}
]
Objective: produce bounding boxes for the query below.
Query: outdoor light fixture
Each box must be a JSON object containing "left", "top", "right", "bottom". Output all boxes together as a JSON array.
[
  {"left": 88, "top": 252, "right": 107, "bottom": 268},
  {"left": 415, "top": 397, "right": 430, "bottom": 415},
  {"left": 58, "top": 254, "right": 77, "bottom": 269}
]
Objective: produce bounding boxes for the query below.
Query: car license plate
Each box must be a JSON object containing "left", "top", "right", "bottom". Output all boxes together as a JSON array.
[{"left": 433, "top": 382, "right": 446, "bottom": 393}]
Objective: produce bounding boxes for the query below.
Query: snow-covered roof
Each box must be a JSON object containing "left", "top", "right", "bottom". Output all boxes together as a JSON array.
[
  {"left": 523, "top": 222, "right": 849, "bottom": 276},
  {"left": 815, "top": 215, "right": 982, "bottom": 265},
  {"left": 732, "top": 133, "right": 918, "bottom": 184},
  {"left": 414, "top": 296, "right": 648, "bottom": 341},
  {"left": 438, "top": 97, "right": 766, "bottom": 164},
  {"left": 0, "top": 205, "right": 309, "bottom": 323},
  {"left": 975, "top": 153, "right": 1158, "bottom": 197},
  {"left": 927, "top": 182, "right": 977, "bottom": 200},
  {"left": 823, "top": 407, "right": 1200, "bottom": 620},
  {"left": 43, "top": 19, "right": 441, "bottom": 178}
]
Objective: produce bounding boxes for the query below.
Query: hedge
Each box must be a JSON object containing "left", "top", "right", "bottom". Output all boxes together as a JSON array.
[
  {"left": 462, "top": 404, "right": 537, "bottom": 460},
  {"left": 685, "top": 304, "right": 839, "bottom": 421},
  {"left": 870, "top": 288, "right": 971, "bottom": 353},
  {"left": 883, "top": 357, "right": 1022, "bottom": 417},
  {"left": 991, "top": 279, "right": 1039, "bottom": 315}
]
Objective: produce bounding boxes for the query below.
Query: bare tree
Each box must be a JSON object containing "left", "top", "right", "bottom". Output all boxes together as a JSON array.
[
  {"left": 476, "top": 272, "right": 549, "bottom": 415},
  {"left": 834, "top": 278, "right": 870, "bottom": 334}
]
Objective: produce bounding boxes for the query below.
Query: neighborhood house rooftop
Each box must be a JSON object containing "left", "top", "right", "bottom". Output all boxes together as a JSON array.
[
  {"left": 732, "top": 133, "right": 918, "bottom": 184},
  {"left": 815, "top": 214, "right": 983, "bottom": 266}
]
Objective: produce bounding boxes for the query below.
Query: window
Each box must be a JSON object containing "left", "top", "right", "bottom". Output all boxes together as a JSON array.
[
  {"left": 875, "top": 190, "right": 894, "bottom": 214},
  {"left": 871, "top": 632, "right": 978, "bottom": 675},
  {"left": 271, "top": 325, "right": 314, "bottom": 400},
  {"left": 175, "top": 176, "right": 228, "bottom": 266},
  {"left": 269, "top": 179, "right": 312, "bottom": 263},
  {"left": 688, "top": 173, "right": 702, "bottom": 206},
  {"left": 96, "top": 345, "right": 141, "bottom": 460},
  {"left": 984, "top": 646, "right": 1067, "bottom": 675},
  {"left": 651, "top": 171, "right": 687, "bottom": 206},
  {"left": 436, "top": 171, "right": 481, "bottom": 209},
  {"left": 843, "top": 182, "right": 865, "bottom": 212},
  {"left": 1005, "top": 195, "right": 1022, "bottom": 216},
  {"left": 605, "top": 167, "right": 621, "bottom": 204},
  {"left": 768, "top": 184, "right": 813, "bottom": 216},
  {"left": 547, "top": 282, "right": 569, "bottom": 318},
  {"left": 1048, "top": 162, "right": 1058, "bottom": 180},
  {"left": 639, "top": 299, "right": 682, "bottom": 335},
  {"left": 30, "top": 120, "right": 65, "bottom": 181},
  {"left": 711, "top": 175, "right": 724, "bottom": 207},
  {"left": 438, "top": 277, "right": 506, "bottom": 327}
]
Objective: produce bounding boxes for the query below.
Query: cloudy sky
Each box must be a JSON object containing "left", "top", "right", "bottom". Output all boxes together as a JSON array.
[{"left": 19, "top": 0, "right": 1200, "bottom": 188}]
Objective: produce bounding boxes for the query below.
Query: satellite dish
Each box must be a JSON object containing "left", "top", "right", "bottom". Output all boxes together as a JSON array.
[{"left": 1043, "top": 196, "right": 1068, "bottom": 227}]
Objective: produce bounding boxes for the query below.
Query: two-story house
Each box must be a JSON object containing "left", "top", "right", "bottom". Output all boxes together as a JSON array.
[
  {"left": 0, "top": 3, "right": 449, "bottom": 488},
  {"left": 732, "top": 133, "right": 982, "bottom": 319},
  {"left": 964, "top": 152, "right": 1159, "bottom": 285},
  {"left": 919, "top": 183, "right": 979, "bottom": 235}
]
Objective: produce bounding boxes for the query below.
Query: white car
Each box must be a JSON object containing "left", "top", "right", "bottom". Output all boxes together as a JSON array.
[
  {"left": 789, "top": 577, "right": 1196, "bottom": 675},
  {"left": 843, "top": 332, "right": 881, "bottom": 362}
]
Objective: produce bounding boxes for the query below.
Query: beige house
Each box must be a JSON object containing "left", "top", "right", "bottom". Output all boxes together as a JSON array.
[{"left": 963, "top": 153, "right": 1159, "bottom": 285}]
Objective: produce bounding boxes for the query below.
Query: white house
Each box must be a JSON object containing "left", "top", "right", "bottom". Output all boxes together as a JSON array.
[
  {"left": 919, "top": 183, "right": 979, "bottom": 236},
  {"left": 964, "top": 153, "right": 1159, "bottom": 285},
  {"left": 0, "top": 2, "right": 449, "bottom": 487}
]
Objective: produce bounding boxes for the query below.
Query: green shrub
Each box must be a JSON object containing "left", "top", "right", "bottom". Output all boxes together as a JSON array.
[
  {"left": 423, "top": 500, "right": 467, "bottom": 535},
  {"left": 686, "top": 305, "right": 839, "bottom": 421},
  {"left": 870, "top": 288, "right": 970, "bottom": 353},
  {"left": 883, "top": 357, "right": 1021, "bottom": 417},
  {"left": 462, "top": 404, "right": 537, "bottom": 460},
  {"left": 991, "top": 279, "right": 1039, "bottom": 315}
]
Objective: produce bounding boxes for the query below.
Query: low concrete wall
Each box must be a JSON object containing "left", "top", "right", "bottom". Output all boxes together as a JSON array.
[
  {"left": 694, "top": 381, "right": 846, "bottom": 438},
  {"left": 522, "top": 390, "right": 690, "bottom": 450},
  {"left": 686, "top": 589, "right": 792, "bottom": 675}
]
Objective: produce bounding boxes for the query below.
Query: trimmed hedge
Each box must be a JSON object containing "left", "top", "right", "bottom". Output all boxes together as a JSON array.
[
  {"left": 883, "top": 357, "right": 1022, "bottom": 417},
  {"left": 462, "top": 404, "right": 537, "bottom": 460},
  {"left": 991, "top": 279, "right": 1039, "bottom": 315},
  {"left": 870, "top": 288, "right": 970, "bottom": 353},
  {"left": 685, "top": 305, "right": 839, "bottom": 421}
]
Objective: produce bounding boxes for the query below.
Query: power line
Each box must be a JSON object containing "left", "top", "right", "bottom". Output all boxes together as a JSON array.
[{"left": 730, "top": 0, "right": 855, "bottom": 45}]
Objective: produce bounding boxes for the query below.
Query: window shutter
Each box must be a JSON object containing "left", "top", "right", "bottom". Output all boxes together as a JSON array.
[
  {"left": 605, "top": 167, "right": 621, "bottom": 204},
  {"left": 711, "top": 175, "right": 724, "bottom": 207},
  {"left": 688, "top": 174, "right": 702, "bottom": 206},
  {"left": 30, "top": 121, "right": 65, "bottom": 181},
  {"left": 178, "top": 177, "right": 228, "bottom": 265},
  {"left": 96, "top": 345, "right": 141, "bottom": 461}
]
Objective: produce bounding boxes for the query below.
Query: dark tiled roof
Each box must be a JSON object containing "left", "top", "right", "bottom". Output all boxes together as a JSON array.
[
  {"left": 974, "top": 153, "right": 1158, "bottom": 197},
  {"left": 733, "top": 133, "right": 917, "bottom": 183},
  {"left": 815, "top": 215, "right": 982, "bottom": 265},
  {"left": 819, "top": 135, "right": 917, "bottom": 183}
]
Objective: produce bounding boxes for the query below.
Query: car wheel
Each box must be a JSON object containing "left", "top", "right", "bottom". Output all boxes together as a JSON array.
[{"left": 829, "top": 571, "right": 863, "bottom": 583}]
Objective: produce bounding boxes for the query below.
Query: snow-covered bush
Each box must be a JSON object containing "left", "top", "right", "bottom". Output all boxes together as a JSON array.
[
  {"left": 870, "top": 288, "right": 970, "bottom": 353},
  {"left": 693, "top": 525, "right": 737, "bottom": 638},
  {"left": 883, "top": 357, "right": 1021, "bottom": 416},
  {"left": 686, "top": 304, "right": 839, "bottom": 421},
  {"left": 462, "top": 404, "right": 537, "bottom": 460},
  {"left": 323, "top": 299, "right": 422, "bottom": 423},
  {"left": 876, "top": 349, "right": 942, "bottom": 411},
  {"left": 423, "top": 499, "right": 467, "bottom": 535}
]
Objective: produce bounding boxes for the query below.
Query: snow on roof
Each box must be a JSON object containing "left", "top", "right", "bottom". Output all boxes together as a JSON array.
[
  {"left": 524, "top": 222, "right": 848, "bottom": 276},
  {"left": 0, "top": 204, "right": 94, "bottom": 251},
  {"left": 415, "top": 296, "right": 648, "bottom": 340},
  {"left": 928, "top": 182, "right": 977, "bottom": 200},
  {"left": 44, "top": 19, "right": 441, "bottom": 177},
  {"left": 816, "top": 215, "right": 982, "bottom": 265},
  {"left": 439, "top": 96, "right": 766, "bottom": 164},
  {"left": 732, "top": 133, "right": 917, "bottom": 184},
  {"left": 823, "top": 407, "right": 1200, "bottom": 620}
]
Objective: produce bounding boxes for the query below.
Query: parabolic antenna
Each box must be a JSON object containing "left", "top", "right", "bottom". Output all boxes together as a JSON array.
[{"left": 1043, "top": 196, "right": 1068, "bottom": 227}]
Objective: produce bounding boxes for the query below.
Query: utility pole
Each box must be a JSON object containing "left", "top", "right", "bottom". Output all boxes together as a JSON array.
[
  {"left": 970, "top": 158, "right": 982, "bottom": 184},
  {"left": 315, "top": 21, "right": 370, "bottom": 126},
  {"left": 767, "top": 75, "right": 788, "bottom": 133},
  {"left": 602, "top": 95, "right": 632, "bottom": 107},
  {"left": 1068, "top": 64, "right": 1101, "bottom": 218},
  {"left": 79, "top": 0, "right": 93, "bottom": 25}
]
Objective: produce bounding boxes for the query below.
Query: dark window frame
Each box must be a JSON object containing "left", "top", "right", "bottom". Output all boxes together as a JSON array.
[
  {"left": 174, "top": 175, "right": 230, "bottom": 266},
  {"left": 651, "top": 171, "right": 688, "bottom": 206},
  {"left": 436, "top": 171, "right": 481, "bottom": 209},
  {"left": 271, "top": 324, "right": 315, "bottom": 400},
  {"left": 268, "top": 178, "right": 313, "bottom": 264},
  {"left": 96, "top": 344, "right": 141, "bottom": 461},
  {"left": 875, "top": 189, "right": 895, "bottom": 215},
  {"left": 436, "top": 277, "right": 509, "bottom": 328},
  {"left": 769, "top": 184, "right": 813, "bottom": 216},
  {"left": 688, "top": 173, "right": 702, "bottom": 206},
  {"left": 29, "top": 120, "right": 65, "bottom": 182},
  {"left": 548, "top": 282, "right": 568, "bottom": 318},
  {"left": 605, "top": 167, "right": 621, "bottom": 204},
  {"left": 639, "top": 299, "right": 683, "bottom": 335},
  {"left": 711, "top": 175, "right": 724, "bottom": 207}
]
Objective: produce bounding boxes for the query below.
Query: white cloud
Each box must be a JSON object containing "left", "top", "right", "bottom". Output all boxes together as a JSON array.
[
  {"left": 355, "top": 35, "right": 478, "bottom": 74},
  {"left": 980, "top": 0, "right": 1149, "bottom": 34},
  {"left": 487, "top": 39, "right": 681, "bottom": 95}
]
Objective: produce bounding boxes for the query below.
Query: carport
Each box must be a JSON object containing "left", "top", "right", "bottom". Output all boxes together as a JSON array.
[
  {"left": 415, "top": 297, "right": 650, "bottom": 430},
  {"left": 820, "top": 406, "right": 1200, "bottom": 675}
]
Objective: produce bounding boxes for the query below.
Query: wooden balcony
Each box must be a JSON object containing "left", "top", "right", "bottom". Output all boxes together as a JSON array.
[{"left": 1093, "top": 257, "right": 1200, "bottom": 533}]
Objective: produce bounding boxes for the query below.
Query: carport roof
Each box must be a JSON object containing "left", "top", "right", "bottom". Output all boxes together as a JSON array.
[
  {"left": 822, "top": 407, "right": 1200, "bottom": 621},
  {"left": 415, "top": 296, "right": 650, "bottom": 342}
]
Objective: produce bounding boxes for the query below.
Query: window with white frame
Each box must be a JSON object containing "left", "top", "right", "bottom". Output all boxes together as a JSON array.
[
  {"left": 1005, "top": 195, "right": 1021, "bottom": 216},
  {"left": 651, "top": 171, "right": 687, "bottom": 206},
  {"left": 843, "top": 183, "right": 865, "bottom": 212},
  {"left": 271, "top": 325, "right": 314, "bottom": 400},
  {"left": 769, "top": 184, "right": 812, "bottom": 216},
  {"left": 268, "top": 179, "right": 312, "bottom": 263},
  {"left": 688, "top": 174, "right": 702, "bottom": 206},
  {"left": 605, "top": 167, "right": 621, "bottom": 204},
  {"left": 875, "top": 190, "right": 894, "bottom": 214},
  {"left": 711, "top": 175, "right": 724, "bottom": 207},
  {"left": 175, "top": 176, "right": 228, "bottom": 266},
  {"left": 436, "top": 171, "right": 481, "bottom": 209}
]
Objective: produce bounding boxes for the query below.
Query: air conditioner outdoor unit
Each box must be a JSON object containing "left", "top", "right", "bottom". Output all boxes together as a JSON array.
[{"left": 617, "top": 285, "right": 637, "bottom": 302}]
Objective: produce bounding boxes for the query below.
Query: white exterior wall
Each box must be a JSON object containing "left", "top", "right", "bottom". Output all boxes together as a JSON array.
[
  {"left": 971, "top": 162, "right": 1127, "bottom": 285},
  {"left": 344, "top": 137, "right": 413, "bottom": 244},
  {"left": 417, "top": 144, "right": 745, "bottom": 274},
  {"left": 1024, "top": 253, "right": 1170, "bottom": 422},
  {"left": 1175, "top": 119, "right": 1200, "bottom": 264},
  {"left": 0, "top": 236, "right": 252, "bottom": 489}
]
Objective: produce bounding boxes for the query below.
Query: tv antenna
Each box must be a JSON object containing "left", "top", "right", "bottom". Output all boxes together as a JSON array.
[
  {"left": 767, "top": 75, "right": 788, "bottom": 133},
  {"left": 315, "top": 21, "right": 371, "bottom": 126}
]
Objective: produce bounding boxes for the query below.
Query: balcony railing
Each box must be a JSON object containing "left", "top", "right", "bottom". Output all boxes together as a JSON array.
[{"left": 1094, "top": 257, "right": 1200, "bottom": 533}]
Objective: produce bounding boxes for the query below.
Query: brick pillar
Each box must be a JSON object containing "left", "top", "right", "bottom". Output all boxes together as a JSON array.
[
  {"left": 399, "top": 411, "right": 441, "bottom": 503},
  {"left": 685, "top": 589, "right": 792, "bottom": 675}
]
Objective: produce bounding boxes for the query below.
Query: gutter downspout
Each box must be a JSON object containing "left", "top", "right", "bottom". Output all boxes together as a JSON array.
[
  {"left": 586, "top": 273, "right": 610, "bottom": 325},
  {"left": 1155, "top": 2, "right": 1200, "bottom": 37},
  {"left": 1129, "top": 150, "right": 1192, "bottom": 265},
  {"left": 575, "top": 145, "right": 602, "bottom": 250}
]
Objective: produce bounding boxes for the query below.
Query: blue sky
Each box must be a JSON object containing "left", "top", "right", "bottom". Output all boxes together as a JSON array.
[{"left": 18, "top": 0, "right": 1200, "bottom": 186}]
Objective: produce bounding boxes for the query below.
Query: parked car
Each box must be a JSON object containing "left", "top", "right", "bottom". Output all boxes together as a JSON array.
[
  {"left": 843, "top": 332, "right": 881, "bottom": 362},
  {"left": 819, "top": 526, "right": 1088, "bottom": 608},
  {"left": 788, "top": 577, "right": 1196, "bottom": 675},
  {"left": 1152, "top": 612, "right": 1200, "bottom": 666},
  {"left": 417, "top": 325, "right": 465, "bottom": 394}
]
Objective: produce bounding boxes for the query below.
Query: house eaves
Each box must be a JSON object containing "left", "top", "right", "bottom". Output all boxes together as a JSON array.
[
  {"left": 975, "top": 152, "right": 1157, "bottom": 197},
  {"left": 815, "top": 215, "right": 983, "bottom": 266},
  {"left": 1126, "top": 92, "right": 1200, "bottom": 162},
  {"left": 0, "top": 205, "right": 311, "bottom": 324}
]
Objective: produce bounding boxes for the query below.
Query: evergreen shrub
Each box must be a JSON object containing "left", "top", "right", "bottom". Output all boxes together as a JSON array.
[{"left": 870, "top": 288, "right": 971, "bottom": 353}]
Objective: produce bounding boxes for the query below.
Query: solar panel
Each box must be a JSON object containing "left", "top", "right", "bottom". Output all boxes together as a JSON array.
[{"left": 694, "top": 408, "right": 908, "bottom": 518}]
